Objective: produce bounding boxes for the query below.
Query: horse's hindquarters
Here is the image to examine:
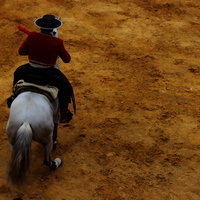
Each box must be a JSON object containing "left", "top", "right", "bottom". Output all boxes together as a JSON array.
[{"left": 6, "top": 91, "right": 61, "bottom": 189}]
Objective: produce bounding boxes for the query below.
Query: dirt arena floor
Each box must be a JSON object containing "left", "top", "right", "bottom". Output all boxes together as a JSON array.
[{"left": 1, "top": 0, "right": 200, "bottom": 199}]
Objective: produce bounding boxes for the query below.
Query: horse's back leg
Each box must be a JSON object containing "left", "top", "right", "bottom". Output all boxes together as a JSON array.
[
  {"left": 53, "top": 123, "right": 58, "bottom": 150},
  {"left": 43, "top": 133, "right": 53, "bottom": 167},
  {"left": 9, "top": 143, "right": 13, "bottom": 151},
  {"left": 43, "top": 132, "right": 62, "bottom": 170}
]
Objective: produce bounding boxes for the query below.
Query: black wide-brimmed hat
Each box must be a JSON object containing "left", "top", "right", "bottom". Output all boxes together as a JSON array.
[{"left": 34, "top": 14, "right": 62, "bottom": 29}]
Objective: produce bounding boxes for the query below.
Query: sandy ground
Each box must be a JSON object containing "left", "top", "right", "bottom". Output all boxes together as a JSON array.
[{"left": 1, "top": 0, "right": 200, "bottom": 199}]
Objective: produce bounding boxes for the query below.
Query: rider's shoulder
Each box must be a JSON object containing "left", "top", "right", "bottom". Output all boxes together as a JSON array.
[
  {"left": 27, "top": 32, "right": 39, "bottom": 37},
  {"left": 28, "top": 32, "right": 63, "bottom": 43}
]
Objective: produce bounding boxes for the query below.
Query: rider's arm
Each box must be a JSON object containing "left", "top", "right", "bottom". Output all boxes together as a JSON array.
[
  {"left": 58, "top": 41, "right": 71, "bottom": 63},
  {"left": 18, "top": 37, "right": 29, "bottom": 55}
]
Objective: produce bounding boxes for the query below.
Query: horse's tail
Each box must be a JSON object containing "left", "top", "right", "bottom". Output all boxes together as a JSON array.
[{"left": 7, "top": 122, "right": 32, "bottom": 188}]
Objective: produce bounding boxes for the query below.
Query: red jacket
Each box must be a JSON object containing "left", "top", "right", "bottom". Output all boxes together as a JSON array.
[{"left": 18, "top": 32, "right": 71, "bottom": 65}]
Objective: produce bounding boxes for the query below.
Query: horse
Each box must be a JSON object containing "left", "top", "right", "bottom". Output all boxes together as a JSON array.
[
  {"left": 6, "top": 22, "right": 63, "bottom": 189},
  {"left": 6, "top": 87, "right": 62, "bottom": 188}
]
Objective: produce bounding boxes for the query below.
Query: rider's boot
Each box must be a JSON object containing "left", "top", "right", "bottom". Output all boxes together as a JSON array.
[{"left": 59, "top": 103, "right": 73, "bottom": 123}]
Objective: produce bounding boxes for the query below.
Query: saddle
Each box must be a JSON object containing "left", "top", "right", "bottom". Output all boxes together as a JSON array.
[
  {"left": 14, "top": 80, "right": 58, "bottom": 101},
  {"left": 7, "top": 80, "right": 59, "bottom": 108}
]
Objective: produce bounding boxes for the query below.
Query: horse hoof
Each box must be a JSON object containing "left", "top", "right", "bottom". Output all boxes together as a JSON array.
[{"left": 51, "top": 158, "right": 62, "bottom": 170}]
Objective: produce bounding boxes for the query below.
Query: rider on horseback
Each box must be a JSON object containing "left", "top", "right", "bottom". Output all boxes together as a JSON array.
[{"left": 9, "top": 14, "right": 75, "bottom": 123}]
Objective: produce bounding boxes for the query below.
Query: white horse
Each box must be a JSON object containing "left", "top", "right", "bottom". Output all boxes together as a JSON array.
[
  {"left": 6, "top": 89, "right": 61, "bottom": 188},
  {"left": 6, "top": 23, "right": 62, "bottom": 188}
]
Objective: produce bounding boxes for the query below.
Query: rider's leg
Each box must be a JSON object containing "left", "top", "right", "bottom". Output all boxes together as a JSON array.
[
  {"left": 7, "top": 63, "right": 30, "bottom": 108},
  {"left": 59, "top": 101, "right": 73, "bottom": 123},
  {"left": 48, "top": 69, "right": 75, "bottom": 123}
]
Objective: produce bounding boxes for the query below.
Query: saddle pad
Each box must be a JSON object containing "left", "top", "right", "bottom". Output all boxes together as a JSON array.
[{"left": 15, "top": 80, "right": 59, "bottom": 99}]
